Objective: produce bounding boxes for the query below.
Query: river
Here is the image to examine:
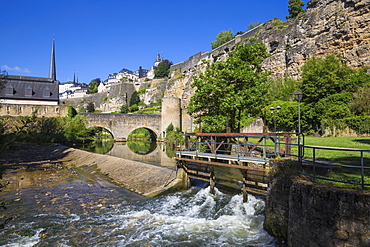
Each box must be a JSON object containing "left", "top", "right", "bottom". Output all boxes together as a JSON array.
[{"left": 0, "top": 141, "right": 276, "bottom": 246}]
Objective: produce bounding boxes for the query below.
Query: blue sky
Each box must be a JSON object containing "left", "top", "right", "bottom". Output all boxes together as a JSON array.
[{"left": 1, "top": 0, "right": 307, "bottom": 84}]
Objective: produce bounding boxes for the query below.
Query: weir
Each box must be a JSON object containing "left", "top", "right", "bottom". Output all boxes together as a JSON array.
[{"left": 176, "top": 132, "right": 301, "bottom": 201}]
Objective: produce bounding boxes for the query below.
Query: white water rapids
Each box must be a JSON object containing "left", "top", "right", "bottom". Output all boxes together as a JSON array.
[{"left": 0, "top": 187, "right": 275, "bottom": 246}]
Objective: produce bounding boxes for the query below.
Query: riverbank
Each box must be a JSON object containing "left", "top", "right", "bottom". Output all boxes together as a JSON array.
[{"left": 0, "top": 144, "right": 182, "bottom": 198}]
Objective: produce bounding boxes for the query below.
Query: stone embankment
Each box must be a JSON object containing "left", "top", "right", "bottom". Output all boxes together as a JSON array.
[
  {"left": 57, "top": 146, "right": 182, "bottom": 197},
  {"left": 0, "top": 144, "right": 182, "bottom": 198},
  {"left": 264, "top": 161, "right": 370, "bottom": 247}
]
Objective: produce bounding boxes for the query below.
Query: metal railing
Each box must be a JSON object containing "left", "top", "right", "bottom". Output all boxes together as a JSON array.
[
  {"left": 298, "top": 145, "right": 370, "bottom": 189},
  {"left": 176, "top": 132, "right": 302, "bottom": 161}
]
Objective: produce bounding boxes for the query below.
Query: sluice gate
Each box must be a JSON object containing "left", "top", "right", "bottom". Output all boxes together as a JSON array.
[{"left": 176, "top": 132, "right": 301, "bottom": 201}]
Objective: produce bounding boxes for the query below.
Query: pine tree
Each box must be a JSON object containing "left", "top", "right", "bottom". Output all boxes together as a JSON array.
[{"left": 286, "top": 0, "right": 304, "bottom": 20}]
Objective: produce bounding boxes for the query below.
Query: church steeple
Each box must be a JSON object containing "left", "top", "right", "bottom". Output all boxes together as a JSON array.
[{"left": 49, "top": 37, "right": 56, "bottom": 81}]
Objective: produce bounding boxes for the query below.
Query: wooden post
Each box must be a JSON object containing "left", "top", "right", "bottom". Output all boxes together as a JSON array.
[
  {"left": 242, "top": 170, "right": 248, "bottom": 202},
  {"left": 210, "top": 165, "right": 215, "bottom": 194}
]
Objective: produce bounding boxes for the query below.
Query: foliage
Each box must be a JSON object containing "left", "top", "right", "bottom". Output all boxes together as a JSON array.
[
  {"left": 137, "top": 87, "right": 147, "bottom": 95},
  {"left": 267, "top": 75, "right": 300, "bottom": 101},
  {"left": 344, "top": 116, "right": 370, "bottom": 134},
  {"left": 164, "top": 123, "right": 182, "bottom": 146},
  {"left": 299, "top": 55, "right": 369, "bottom": 132},
  {"left": 130, "top": 91, "right": 141, "bottom": 106},
  {"left": 63, "top": 114, "right": 90, "bottom": 142},
  {"left": 211, "top": 30, "right": 234, "bottom": 50},
  {"left": 120, "top": 104, "right": 129, "bottom": 114},
  {"left": 286, "top": 0, "right": 304, "bottom": 20},
  {"left": 101, "top": 96, "right": 108, "bottom": 102},
  {"left": 128, "top": 128, "right": 154, "bottom": 139},
  {"left": 154, "top": 60, "right": 173, "bottom": 78},
  {"left": 67, "top": 106, "right": 78, "bottom": 118},
  {"left": 150, "top": 98, "right": 162, "bottom": 108},
  {"left": 247, "top": 21, "right": 261, "bottom": 30},
  {"left": 78, "top": 106, "right": 87, "bottom": 113},
  {"left": 300, "top": 55, "right": 360, "bottom": 104},
  {"left": 166, "top": 123, "right": 174, "bottom": 132},
  {"left": 264, "top": 101, "right": 300, "bottom": 132},
  {"left": 129, "top": 104, "right": 139, "bottom": 112},
  {"left": 86, "top": 102, "right": 95, "bottom": 113},
  {"left": 88, "top": 78, "right": 100, "bottom": 94},
  {"left": 188, "top": 38, "right": 271, "bottom": 133},
  {"left": 350, "top": 85, "right": 370, "bottom": 116}
]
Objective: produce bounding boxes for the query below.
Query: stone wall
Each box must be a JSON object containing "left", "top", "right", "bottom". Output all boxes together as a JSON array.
[
  {"left": 0, "top": 104, "right": 68, "bottom": 117},
  {"left": 264, "top": 162, "right": 370, "bottom": 246}
]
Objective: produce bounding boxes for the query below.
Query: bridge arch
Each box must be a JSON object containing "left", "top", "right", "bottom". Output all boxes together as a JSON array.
[
  {"left": 86, "top": 124, "right": 115, "bottom": 138},
  {"left": 127, "top": 126, "right": 158, "bottom": 141},
  {"left": 81, "top": 113, "right": 162, "bottom": 141}
]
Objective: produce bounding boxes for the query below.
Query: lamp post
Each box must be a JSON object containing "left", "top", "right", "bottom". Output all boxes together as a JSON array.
[
  {"left": 294, "top": 91, "right": 303, "bottom": 134},
  {"left": 270, "top": 105, "right": 281, "bottom": 133},
  {"left": 270, "top": 105, "right": 281, "bottom": 156}
]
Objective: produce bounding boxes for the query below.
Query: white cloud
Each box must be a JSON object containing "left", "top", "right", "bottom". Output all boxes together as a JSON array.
[{"left": 1, "top": 65, "right": 31, "bottom": 73}]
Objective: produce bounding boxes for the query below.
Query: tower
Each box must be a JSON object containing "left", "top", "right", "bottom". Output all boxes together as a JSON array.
[{"left": 49, "top": 37, "right": 56, "bottom": 81}]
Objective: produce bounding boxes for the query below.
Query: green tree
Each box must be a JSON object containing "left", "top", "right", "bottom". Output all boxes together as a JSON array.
[
  {"left": 286, "top": 0, "right": 305, "bottom": 20},
  {"left": 89, "top": 78, "right": 100, "bottom": 93},
  {"left": 86, "top": 102, "right": 95, "bottom": 113},
  {"left": 267, "top": 75, "right": 300, "bottom": 101},
  {"left": 300, "top": 55, "right": 358, "bottom": 104},
  {"left": 120, "top": 104, "right": 129, "bottom": 114},
  {"left": 264, "top": 101, "right": 301, "bottom": 132},
  {"left": 299, "top": 55, "right": 369, "bottom": 132},
  {"left": 154, "top": 60, "right": 173, "bottom": 78},
  {"left": 188, "top": 39, "right": 270, "bottom": 132},
  {"left": 211, "top": 30, "right": 234, "bottom": 50},
  {"left": 350, "top": 85, "right": 370, "bottom": 115},
  {"left": 67, "top": 106, "right": 78, "bottom": 118},
  {"left": 130, "top": 91, "right": 141, "bottom": 106}
]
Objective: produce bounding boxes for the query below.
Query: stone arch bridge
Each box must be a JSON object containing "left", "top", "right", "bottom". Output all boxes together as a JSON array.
[
  {"left": 80, "top": 97, "right": 192, "bottom": 141},
  {"left": 81, "top": 113, "right": 162, "bottom": 141}
]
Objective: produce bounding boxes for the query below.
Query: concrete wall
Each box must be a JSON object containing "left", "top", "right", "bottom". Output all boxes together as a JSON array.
[
  {"left": 0, "top": 104, "right": 68, "bottom": 117},
  {"left": 264, "top": 161, "right": 370, "bottom": 247}
]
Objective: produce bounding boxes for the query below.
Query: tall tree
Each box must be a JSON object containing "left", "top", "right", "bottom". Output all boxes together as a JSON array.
[
  {"left": 286, "top": 0, "right": 305, "bottom": 20},
  {"left": 211, "top": 30, "right": 234, "bottom": 50},
  {"left": 154, "top": 60, "right": 173, "bottom": 78},
  {"left": 89, "top": 78, "right": 100, "bottom": 94},
  {"left": 188, "top": 38, "right": 270, "bottom": 132},
  {"left": 130, "top": 91, "right": 140, "bottom": 106}
]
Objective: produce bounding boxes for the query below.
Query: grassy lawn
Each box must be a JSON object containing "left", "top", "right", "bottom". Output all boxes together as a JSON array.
[{"left": 300, "top": 137, "right": 370, "bottom": 190}]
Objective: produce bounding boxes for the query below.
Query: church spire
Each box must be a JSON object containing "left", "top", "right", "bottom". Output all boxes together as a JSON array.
[{"left": 49, "top": 37, "right": 56, "bottom": 81}]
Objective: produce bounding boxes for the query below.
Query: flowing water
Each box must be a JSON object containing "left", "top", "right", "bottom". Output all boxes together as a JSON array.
[
  {"left": 0, "top": 141, "right": 275, "bottom": 246},
  {"left": 0, "top": 187, "right": 275, "bottom": 246}
]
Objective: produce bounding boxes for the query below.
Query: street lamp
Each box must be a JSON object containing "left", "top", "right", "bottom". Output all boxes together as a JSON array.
[
  {"left": 294, "top": 91, "right": 303, "bottom": 134},
  {"left": 270, "top": 105, "right": 281, "bottom": 132}
]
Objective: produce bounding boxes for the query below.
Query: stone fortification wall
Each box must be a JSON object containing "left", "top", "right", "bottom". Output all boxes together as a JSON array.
[
  {"left": 165, "top": 0, "right": 370, "bottom": 107},
  {"left": 264, "top": 164, "right": 370, "bottom": 246},
  {"left": 63, "top": 82, "right": 136, "bottom": 113},
  {"left": 0, "top": 104, "right": 68, "bottom": 117},
  {"left": 170, "top": 52, "right": 211, "bottom": 76}
]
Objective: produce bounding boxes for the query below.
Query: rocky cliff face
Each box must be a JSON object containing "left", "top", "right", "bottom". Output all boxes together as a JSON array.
[{"left": 163, "top": 0, "right": 370, "bottom": 108}]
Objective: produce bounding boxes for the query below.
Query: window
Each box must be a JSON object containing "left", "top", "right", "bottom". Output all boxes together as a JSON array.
[
  {"left": 43, "top": 86, "right": 50, "bottom": 97},
  {"left": 25, "top": 86, "right": 32, "bottom": 97},
  {"left": 5, "top": 85, "right": 14, "bottom": 96}
]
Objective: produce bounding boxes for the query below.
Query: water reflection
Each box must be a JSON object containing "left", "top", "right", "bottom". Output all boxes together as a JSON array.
[
  {"left": 79, "top": 140, "right": 176, "bottom": 168},
  {"left": 127, "top": 139, "right": 157, "bottom": 154}
]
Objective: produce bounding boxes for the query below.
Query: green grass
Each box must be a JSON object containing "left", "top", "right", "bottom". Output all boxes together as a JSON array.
[
  {"left": 300, "top": 137, "right": 370, "bottom": 190},
  {"left": 245, "top": 136, "right": 370, "bottom": 190}
]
